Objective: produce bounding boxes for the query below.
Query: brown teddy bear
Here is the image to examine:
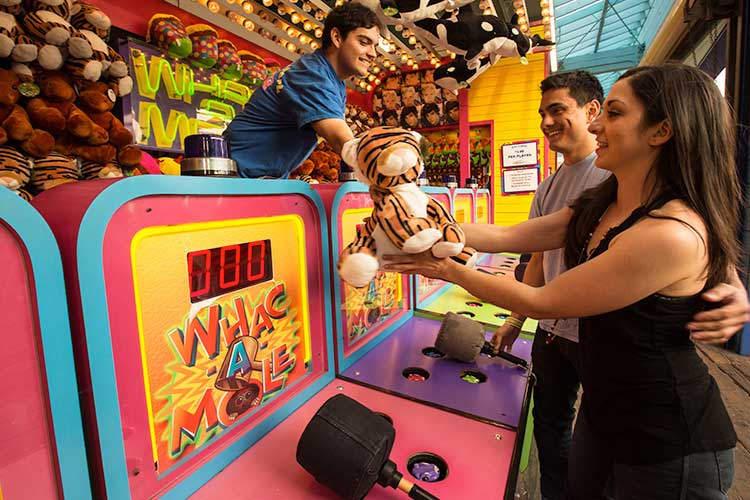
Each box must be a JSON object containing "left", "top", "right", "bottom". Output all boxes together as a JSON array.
[
  {"left": 75, "top": 79, "right": 141, "bottom": 169},
  {"left": 0, "top": 68, "right": 55, "bottom": 157},
  {"left": 26, "top": 70, "right": 106, "bottom": 144}
]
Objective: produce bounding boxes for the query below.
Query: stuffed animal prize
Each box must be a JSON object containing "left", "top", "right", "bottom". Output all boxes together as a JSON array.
[{"left": 338, "top": 126, "right": 477, "bottom": 288}]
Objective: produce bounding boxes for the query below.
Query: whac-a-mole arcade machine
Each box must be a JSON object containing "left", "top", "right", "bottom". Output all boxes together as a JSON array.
[{"left": 32, "top": 176, "right": 521, "bottom": 499}]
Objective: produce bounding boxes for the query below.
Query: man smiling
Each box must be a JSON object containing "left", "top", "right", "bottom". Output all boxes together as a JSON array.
[{"left": 225, "top": 3, "right": 380, "bottom": 178}]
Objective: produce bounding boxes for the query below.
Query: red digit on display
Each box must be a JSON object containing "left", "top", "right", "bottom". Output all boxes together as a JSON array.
[
  {"left": 219, "top": 244, "right": 241, "bottom": 289},
  {"left": 188, "top": 249, "right": 211, "bottom": 298},
  {"left": 247, "top": 241, "right": 266, "bottom": 281}
]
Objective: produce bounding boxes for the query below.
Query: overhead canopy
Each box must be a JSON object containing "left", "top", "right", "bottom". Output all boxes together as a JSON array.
[{"left": 553, "top": 0, "right": 674, "bottom": 93}]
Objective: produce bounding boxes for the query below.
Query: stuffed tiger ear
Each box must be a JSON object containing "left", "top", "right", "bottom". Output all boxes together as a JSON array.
[{"left": 340, "top": 137, "right": 360, "bottom": 171}]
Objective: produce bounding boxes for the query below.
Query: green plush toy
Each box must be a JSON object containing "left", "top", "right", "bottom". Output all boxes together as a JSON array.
[
  {"left": 186, "top": 24, "right": 218, "bottom": 69},
  {"left": 147, "top": 14, "right": 192, "bottom": 59},
  {"left": 217, "top": 39, "right": 242, "bottom": 82}
]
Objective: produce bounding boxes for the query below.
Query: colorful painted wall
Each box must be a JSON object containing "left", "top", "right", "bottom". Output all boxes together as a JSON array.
[{"left": 468, "top": 29, "right": 550, "bottom": 226}]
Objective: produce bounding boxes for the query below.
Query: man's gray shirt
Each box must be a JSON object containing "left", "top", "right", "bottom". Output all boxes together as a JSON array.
[{"left": 529, "top": 152, "right": 610, "bottom": 342}]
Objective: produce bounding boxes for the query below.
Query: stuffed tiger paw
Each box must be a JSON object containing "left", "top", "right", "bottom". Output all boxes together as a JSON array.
[{"left": 338, "top": 126, "right": 477, "bottom": 288}]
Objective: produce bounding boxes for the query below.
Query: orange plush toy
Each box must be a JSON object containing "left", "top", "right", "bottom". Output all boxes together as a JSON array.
[{"left": 0, "top": 68, "right": 54, "bottom": 157}]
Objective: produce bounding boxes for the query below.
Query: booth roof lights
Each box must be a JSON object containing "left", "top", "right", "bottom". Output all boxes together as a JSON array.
[{"left": 189, "top": 0, "right": 451, "bottom": 92}]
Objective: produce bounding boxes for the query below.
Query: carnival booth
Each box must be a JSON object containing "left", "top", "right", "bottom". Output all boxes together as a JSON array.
[{"left": 0, "top": 0, "right": 584, "bottom": 498}]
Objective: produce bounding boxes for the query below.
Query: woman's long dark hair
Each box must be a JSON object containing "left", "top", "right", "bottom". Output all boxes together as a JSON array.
[{"left": 565, "top": 63, "right": 741, "bottom": 288}]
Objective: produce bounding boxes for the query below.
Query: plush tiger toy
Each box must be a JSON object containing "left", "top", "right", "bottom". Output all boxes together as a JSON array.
[
  {"left": 338, "top": 126, "right": 477, "bottom": 288},
  {"left": 0, "top": 145, "right": 34, "bottom": 197}
]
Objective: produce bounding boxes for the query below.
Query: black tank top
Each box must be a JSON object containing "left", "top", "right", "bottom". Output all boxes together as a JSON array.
[{"left": 577, "top": 193, "right": 737, "bottom": 464}]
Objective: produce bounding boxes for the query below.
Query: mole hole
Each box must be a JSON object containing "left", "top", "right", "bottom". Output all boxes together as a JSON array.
[
  {"left": 456, "top": 311, "right": 475, "bottom": 318},
  {"left": 402, "top": 367, "right": 430, "bottom": 382},
  {"left": 407, "top": 453, "right": 448, "bottom": 482},
  {"left": 459, "top": 369, "right": 487, "bottom": 384},
  {"left": 465, "top": 301, "right": 483, "bottom": 308},
  {"left": 422, "top": 347, "right": 445, "bottom": 358}
]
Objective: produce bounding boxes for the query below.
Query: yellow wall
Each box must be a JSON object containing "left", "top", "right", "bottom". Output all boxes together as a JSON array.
[{"left": 468, "top": 34, "right": 549, "bottom": 226}]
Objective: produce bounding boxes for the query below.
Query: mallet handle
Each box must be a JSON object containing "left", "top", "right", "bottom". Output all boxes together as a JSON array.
[{"left": 396, "top": 477, "right": 440, "bottom": 500}]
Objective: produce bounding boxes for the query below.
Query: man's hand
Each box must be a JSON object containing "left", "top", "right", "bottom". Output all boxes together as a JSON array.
[
  {"left": 686, "top": 282, "right": 750, "bottom": 344},
  {"left": 490, "top": 322, "right": 522, "bottom": 353}
]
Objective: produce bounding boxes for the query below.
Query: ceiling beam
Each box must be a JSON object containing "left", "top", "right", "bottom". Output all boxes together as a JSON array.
[
  {"left": 594, "top": 0, "right": 609, "bottom": 52},
  {"left": 559, "top": 44, "right": 644, "bottom": 73}
]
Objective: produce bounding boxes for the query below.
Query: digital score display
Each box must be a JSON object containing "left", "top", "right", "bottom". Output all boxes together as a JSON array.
[{"left": 187, "top": 239, "right": 273, "bottom": 303}]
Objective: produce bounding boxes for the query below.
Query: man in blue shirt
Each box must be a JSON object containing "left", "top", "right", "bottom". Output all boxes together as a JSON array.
[{"left": 225, "top": 3, "right": 380, "bottom": 178}]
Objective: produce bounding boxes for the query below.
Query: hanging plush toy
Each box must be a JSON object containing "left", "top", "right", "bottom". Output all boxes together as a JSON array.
[
  {"left": 338, "top": 126, "right": 477, "bottom": 288},
  {"left": 354, "top": 0, "right": 474, "bottom": 24},
  {"left": 186, "top": 24, "right": 219, "bottom": 69},
  {"left": 216, "top": 39, "right": 243, "bottom": 81},
  {"left": 414, "top": 9, "right": 532, "bottom": 69},
  {"left": 434, "top": 55, "right": 492, "bottom": 92},
  {"left": 238, "top": 50, "right": 267, "bottom": 87},
  {"left": 147, "top": 14, "right": 192, "bottom": 59}
]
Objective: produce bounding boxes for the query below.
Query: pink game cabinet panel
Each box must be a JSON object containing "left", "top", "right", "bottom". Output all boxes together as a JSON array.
[
  {"left": 413, "top": 187, "right": 454, "bottom": 309},
  {"left": 452, "top": 189, "right": 476, "bottom": 224},
  {"left": 315, "top": 183, "right": 414, "bottom": 372},
  {"left": 32, "top": 177, "right": 336, "bottom": 500},
  {"left": 191, "top": 379, "right": 518, "bottom": 499},
  {"left": 476, "top": 188, "right": 492, "bottom": 224},
  {"left": 1, "top": 190, "right": 90, "bottom": 499}
]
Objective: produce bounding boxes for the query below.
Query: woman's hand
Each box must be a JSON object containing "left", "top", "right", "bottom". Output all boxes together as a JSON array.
[{"left": 382, "top": 251, "right": 457, "bottom": 280}]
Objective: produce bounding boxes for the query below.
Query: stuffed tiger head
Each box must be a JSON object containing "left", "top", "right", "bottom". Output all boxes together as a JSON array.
[{"left": 341, "top": 126, "right": 426, "bottom": 189}]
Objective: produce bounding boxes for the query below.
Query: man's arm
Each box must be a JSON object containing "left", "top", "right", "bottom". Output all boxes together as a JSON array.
[
  {"left": 491, "top": 252, "right": 544, "bottom": 352},
  {"left": 687, "top": 267, "right": 750, "bottom": 344},
  {"left": 311, "top": 118, "right": 354, "bottom": 156}
]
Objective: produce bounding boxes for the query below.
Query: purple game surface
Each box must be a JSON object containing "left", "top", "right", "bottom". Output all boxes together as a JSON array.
[{"left": 341, "top": 316, "right": 533, "bottom": 428}]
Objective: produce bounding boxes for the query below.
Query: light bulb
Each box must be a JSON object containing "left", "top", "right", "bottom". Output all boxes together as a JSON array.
[
  {"left": 242, "top": 1, "right": 253, "bottom": 13},
  {"left": 375, "top": 78, "right": 381, "bottom": 84},
  {"left": 366, "top": 84, "right": 372, "bottom": 91},
  {"left": 408, "top": 35, "right": 416, "bottom": 45},
  {"left": 263, "top": 0, "right": 273, "bottom": 6},
  {"left": 244, "top": 19, "right": 255, "bottom": 30},
  {"left": 314, "top": 27, "right": 323, "bottom": 38},
  {"left": 303, "top": 20, "right": 313, "bottom": 31},
  {"left": 207, "top": 0, "right": 220, "bottom": 12}
]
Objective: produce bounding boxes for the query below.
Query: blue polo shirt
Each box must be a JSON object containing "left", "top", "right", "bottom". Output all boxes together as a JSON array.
[{"left": 225, "top": 49, "right": 347, "bottom": 178}]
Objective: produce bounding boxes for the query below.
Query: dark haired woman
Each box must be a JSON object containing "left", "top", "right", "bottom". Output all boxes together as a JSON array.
[{"left": 385, "top": 63, "right": 738, "bottom": 498}]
